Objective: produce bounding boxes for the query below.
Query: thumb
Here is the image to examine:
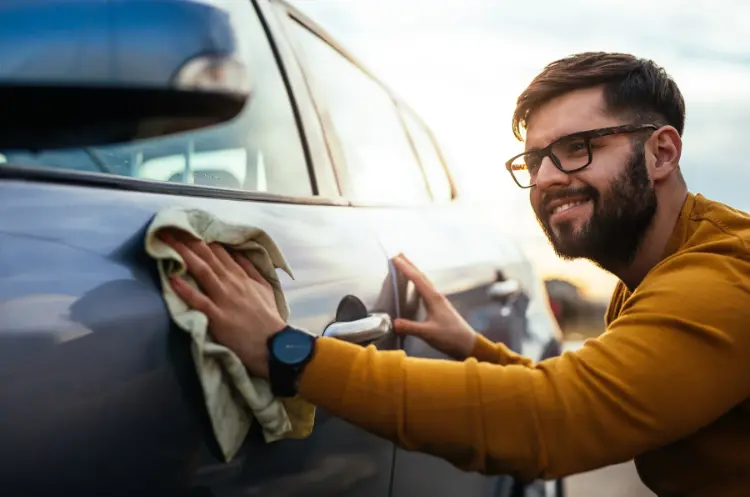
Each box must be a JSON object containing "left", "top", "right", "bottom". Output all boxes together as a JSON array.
[{"left": 393, "top": 318, "right": 433, "bottom": 338}]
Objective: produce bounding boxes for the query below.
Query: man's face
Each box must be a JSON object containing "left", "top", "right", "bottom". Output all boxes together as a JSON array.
[{"left": 525, "top": 87, "right": 657, "bottom": 270}]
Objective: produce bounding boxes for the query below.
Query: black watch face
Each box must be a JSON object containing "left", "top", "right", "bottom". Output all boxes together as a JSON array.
[{"left": 272, "top": 329, "right": 313, "bottom": 366}]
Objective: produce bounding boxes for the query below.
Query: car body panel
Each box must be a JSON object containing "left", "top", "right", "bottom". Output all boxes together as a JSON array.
[
  {"left": 364, "top": 204, "right": 510, "bottom": 497},
  {"left": 0, "top": 1, "right": 563, "bottom": 496},
  {"left": 0, "top": 180, "right": 398, "bottom": 497}
]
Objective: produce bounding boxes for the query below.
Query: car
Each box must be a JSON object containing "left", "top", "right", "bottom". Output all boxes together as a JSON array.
[{"left": 0, "top": 1, "right": 564, "bottom": 496}]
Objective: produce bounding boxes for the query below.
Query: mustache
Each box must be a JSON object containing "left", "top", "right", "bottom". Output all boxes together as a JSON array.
[{"left": 541, "top": 186, "right": 599, "bottom": 212}]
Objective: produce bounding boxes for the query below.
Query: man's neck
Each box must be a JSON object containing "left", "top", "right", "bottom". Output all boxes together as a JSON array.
[{"left": 613, "top": 188, "right": 688, "bottom": 291}]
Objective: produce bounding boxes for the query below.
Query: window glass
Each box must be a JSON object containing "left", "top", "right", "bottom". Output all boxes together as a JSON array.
[
  {"left": 0, "top": 1, "right": 312, "bottom": 197},
  {"left": 400, "top": 108, "right": 453, "bottom": 202},
  {"left": 286, "top": 20, "right": 429, "bottom": 204}
]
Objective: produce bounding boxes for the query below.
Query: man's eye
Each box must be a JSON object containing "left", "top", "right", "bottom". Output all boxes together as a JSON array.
[
  {"left": 566, "top": 141, "right": 586, "bottom": 153},
  {"left": 555, "top": 138, "right": 588, "bottom": 157}
]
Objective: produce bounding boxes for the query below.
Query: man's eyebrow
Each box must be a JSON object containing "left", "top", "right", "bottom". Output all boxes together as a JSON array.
[
  {"left": 524, "top": 134, "right": 562, "bottom": 153},
  {"left": 525, "top": 129, "right": 592, "bottom": 152}
]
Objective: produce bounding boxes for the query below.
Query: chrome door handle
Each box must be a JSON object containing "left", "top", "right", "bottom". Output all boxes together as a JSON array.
[
  {"left": 488, "top": 279, "right": 521, "bottom": 301},
  {"left": 322, "top": 312, "right": 393, "bottom": 344}
]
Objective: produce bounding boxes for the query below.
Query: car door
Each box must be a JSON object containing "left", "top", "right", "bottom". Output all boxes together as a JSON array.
[
  {"left": 0, "top": 1, "right": 399, "bottom": 496},
  {"left": 392, "top": 104, "right": 558, "bottom": 497},
  {"left": 278, "top": 6, "right": 524, "bottom": 497}
]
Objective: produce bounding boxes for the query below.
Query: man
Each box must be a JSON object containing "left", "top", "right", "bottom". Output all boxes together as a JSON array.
[{"left": 160, "top": 52, "right": 750, "bottom": 496}]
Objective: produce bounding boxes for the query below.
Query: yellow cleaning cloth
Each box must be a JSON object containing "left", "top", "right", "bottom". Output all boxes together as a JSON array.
[{"left": 144, "top": 207, "right": 315, "bottom": 462}]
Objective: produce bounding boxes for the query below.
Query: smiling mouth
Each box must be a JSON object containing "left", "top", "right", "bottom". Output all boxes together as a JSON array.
[
  {"left": 551, "top": 199, "right": 590, "bottom": 215},
  {"left": 547, "top": 197, "right": 591, "bottom": 216}
]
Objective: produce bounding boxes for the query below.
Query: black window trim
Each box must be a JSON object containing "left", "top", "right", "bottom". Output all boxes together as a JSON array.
[
  {"left": 259, "top": 0, "right": 344, "bottom": 201},
  {"left": 0, "top": 164, "right": 349, "bottom": 206},
  {"left": 249, "top": 0, "right": 320, "bottom": 197}
]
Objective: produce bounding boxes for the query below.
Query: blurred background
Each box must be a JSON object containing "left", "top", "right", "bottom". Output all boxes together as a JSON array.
[{"left": 291, "top": 0, "right": 748, "bottom": 342}]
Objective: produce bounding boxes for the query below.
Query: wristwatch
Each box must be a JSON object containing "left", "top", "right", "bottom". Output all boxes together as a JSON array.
[{"left": 267, "top": 325, "right": 317, "bottom": 397}]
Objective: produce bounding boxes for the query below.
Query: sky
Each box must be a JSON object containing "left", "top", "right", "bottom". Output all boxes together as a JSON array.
[{"left": 290, "top": 0, "right": 750, "bottom": 300}]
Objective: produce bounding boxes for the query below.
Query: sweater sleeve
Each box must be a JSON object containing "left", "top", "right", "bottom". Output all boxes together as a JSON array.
[
  {"left": 469, "top": 333, "right": 535, "bottom": 367},
  {"left": 298, "top": 253, "right": 750, "bottom": 481}
]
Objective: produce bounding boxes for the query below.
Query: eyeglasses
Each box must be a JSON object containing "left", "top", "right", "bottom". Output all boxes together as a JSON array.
[{"left": 505, "top": 124, "right": 658, "bottom": 189}]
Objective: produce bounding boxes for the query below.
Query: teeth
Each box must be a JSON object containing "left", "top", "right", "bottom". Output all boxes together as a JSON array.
[{"left": 552, "top": 200, "right": 587, "bottom": 215}]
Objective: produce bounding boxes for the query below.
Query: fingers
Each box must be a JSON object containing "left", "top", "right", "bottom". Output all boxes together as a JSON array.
[
  {"left": 393, "top": 318, "right": 432, "bottom": 338},
  {"left": 184, "top": 237, "right": 227, "bottom": 278},
  {"left": 392, "top": 254, "right": 442, "bottom": 306},
  {"left": 157, "top": 230, "right": 271, "bottom": 299},
  {"left": 159, "top": 229, "right": 225, "bottom": 274},
  {"left": 209, "top": 243, "right": 246, "bottom": 278},
  {"left": 169, "top": 275, "right": 219, "bottom": 317},
  {"left": 158, "top": 231, "right": 224, "bottom": 298},
  {"left": 233, "top": 252, "right": 270, "bottom": 287}
]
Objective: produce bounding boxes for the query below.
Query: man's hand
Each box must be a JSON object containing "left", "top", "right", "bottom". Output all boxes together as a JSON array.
[
  {"left": 392, "top": 254, "right": 478, "bottom": 360},
  {"left": 159, "top": 230, "right": 285, "bottom": 378}
]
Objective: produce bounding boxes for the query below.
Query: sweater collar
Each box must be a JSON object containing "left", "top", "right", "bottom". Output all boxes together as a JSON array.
[{"left": 661, "top": 192, "right": 697, "bottom": 261}]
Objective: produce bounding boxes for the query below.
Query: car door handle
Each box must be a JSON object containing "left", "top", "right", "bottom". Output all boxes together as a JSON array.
[
  {"left": 322, "top": 312, "right": 393, "bottom": 344},
  {"left": 487, "top": 279, "right": 521, "bottom": 301}
]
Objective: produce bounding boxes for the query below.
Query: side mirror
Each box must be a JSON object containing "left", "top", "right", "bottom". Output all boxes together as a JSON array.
[{"left": 0, "top": 0, "right": 252, "bottom": 149}]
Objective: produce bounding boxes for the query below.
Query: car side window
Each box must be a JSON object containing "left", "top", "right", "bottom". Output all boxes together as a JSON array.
[
  {"left": 0, "top": 1, "right": 312, "bottom": 197},
  {"left": 285, "top": 19, "right": 430, "bottom": 205},
  {"left": 400, "top": 107, "right": 454, "bottom": 203}
]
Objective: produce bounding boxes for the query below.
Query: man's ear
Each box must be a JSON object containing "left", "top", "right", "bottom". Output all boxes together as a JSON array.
[{"left": 648, "top": 125, "right": 682, "bottom": 182}]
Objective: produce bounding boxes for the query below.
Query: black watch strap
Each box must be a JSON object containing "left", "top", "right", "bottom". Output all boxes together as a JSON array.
[{"left": 269, "top": 357, "right": 301, "bottom": 397}]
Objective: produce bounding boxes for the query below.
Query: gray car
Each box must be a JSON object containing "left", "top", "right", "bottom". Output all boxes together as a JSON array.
[{"left": 0, "top": 1, "right": 564, "bottom": 496}]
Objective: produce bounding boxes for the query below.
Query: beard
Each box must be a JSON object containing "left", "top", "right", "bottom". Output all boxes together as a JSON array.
[{"left": 536, "top": 141, "right": 657, "bottom": 272}]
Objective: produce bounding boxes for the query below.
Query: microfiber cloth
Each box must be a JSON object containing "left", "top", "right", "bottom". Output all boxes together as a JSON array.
[{"left": 144, "top": 207, "right": 316, "bottom": 462}]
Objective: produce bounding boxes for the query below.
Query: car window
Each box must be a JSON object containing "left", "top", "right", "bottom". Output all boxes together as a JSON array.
[
  {"left": 285, "top": 19, "right": 430, "bottom": 205},
  {"left": 0, "top": 1, "right": 312, "bottom": 197},
  {"left": 400, "top": 107, "right": 454, "bottom": 203}
]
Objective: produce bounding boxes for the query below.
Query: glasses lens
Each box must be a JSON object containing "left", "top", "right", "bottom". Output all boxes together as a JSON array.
[
  {"left": 508, "top": 154, "right": 535, "bottom": 187},
  {"left": 550, "top": 136, "right": 591, "bottom": 171}
]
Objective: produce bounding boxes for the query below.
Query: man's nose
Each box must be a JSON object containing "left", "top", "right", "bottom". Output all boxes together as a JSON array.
[{"left": 535, "top": 156, "right": 571, "bottom": 190}]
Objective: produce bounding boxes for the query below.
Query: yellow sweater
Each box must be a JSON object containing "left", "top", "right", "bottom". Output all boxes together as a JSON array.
[{"left": 298, "top": 193, "right": 750, "bottom": 497}]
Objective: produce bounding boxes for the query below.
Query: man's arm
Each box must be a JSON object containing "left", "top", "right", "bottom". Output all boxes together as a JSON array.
[
  {"left": 298, "top": 254, "right": 750, "bottom": 481},
  {"left": 469, "top": 334, "right": 536, "bottom": 366},
  {"left": 159, "top": 233, "right": 750, "bottom": 482}
]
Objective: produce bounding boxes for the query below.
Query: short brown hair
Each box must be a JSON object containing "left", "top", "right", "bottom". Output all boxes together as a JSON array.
[{"left": 512, "top": 52, "right": 686, "bottom": 141}]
